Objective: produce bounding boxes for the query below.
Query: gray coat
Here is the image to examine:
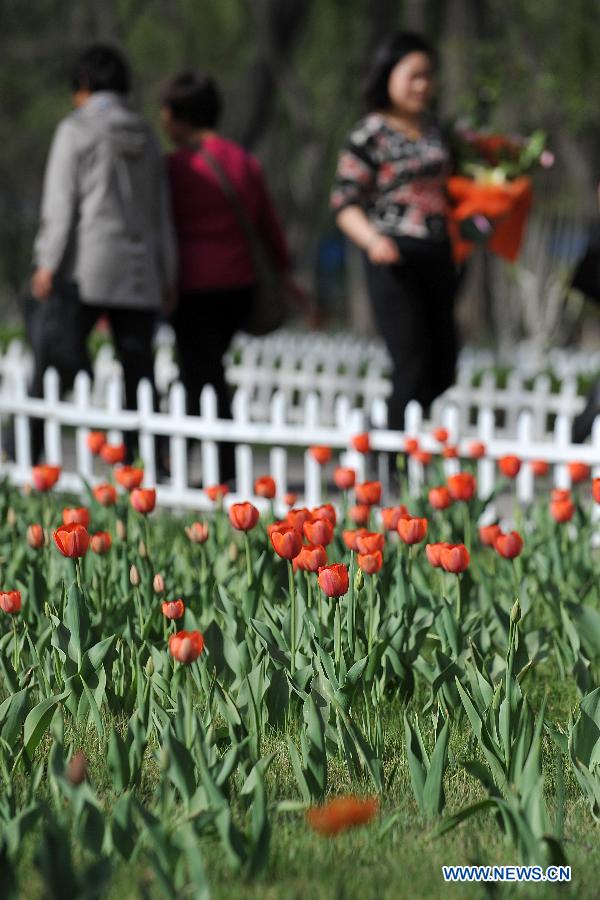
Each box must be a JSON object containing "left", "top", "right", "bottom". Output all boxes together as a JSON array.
[{"left": 34, "top": 92, "right": 176, "bottom": 310}]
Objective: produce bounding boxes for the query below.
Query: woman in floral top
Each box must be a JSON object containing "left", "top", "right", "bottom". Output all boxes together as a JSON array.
[{"left": 331, "top": 32, "right": 458, "bottom": 433}]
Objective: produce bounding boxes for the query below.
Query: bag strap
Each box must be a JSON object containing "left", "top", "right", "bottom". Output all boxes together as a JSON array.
[{"left": 113, "top": 154, "right": 143, "bottom": 241}]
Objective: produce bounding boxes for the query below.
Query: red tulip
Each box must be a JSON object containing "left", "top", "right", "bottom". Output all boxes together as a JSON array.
[
  {"left": 530, "top": 459, "right": 549, "bottom": 477},
  {"left": 357, "top": 550, "right": 383, "bottom": 575},
  {"left": 31, "top": 465, "right": 61, "bottom": 492},
  {"left": 414, "top": 450, "right": 432, "bottom": 466},
  {"left": 592, "top": 479, "right": 600, "bottom": 504},
  {"left": 93, "top": 483, "right": 117, "bottom": 506},
  {"left": 100, "top": 443, "right": 126, "bottom": 465},
  {"left": 115, "top": 466, "right": 144, "bottom": 491},
  {"left": 284, "top": 492, "right": 298, "bottom": 507},
  {"left": 425, "top": 542, "right": 451, "bottom": 568},
  {"left": 433, "top": 427, "right": 449, "bottom": 443},
  {"left": 349, "top": 504, "right": 370, "bottom": 525},
  {"left": 550, "top": 497, "right": 575, "bottom": 523},
  {"left": 130, "top": 489, "right": 156, "bottom": 515},
  {"left": 479, "top": 524, "right": 501, "bottom": 547},
  {"left": 447, "top": 472, "right": 476, "bottom": 502},
  {"left": 397, "top": 515, "right": 428, "bottom": 545},
  {"left": 551, "top": 488, "right": 571, "bottom": 503},
  {"left": 270, "top": 525, "right": 303, "bottom": 560},
  {"left": 334, "top": 467, "right": 356, "bottom": 490},
  {"left": 318, "top": 563, "right": 349, "bottom": 598},
  {"left": 404, "top": 438, "right": 419, "bottom": 455},
  {"left": 495, "top": 531, "right": 523, "bottom": 559},
  {"left": 86, "top": 431, "right": 106, "bottom": 454},
  {"left": 306, "top": 795, "right": 379, "bottom": 836},
  {"left": 229, "top": 502, "right": 259, "bottom": 531},
  {"left": 168, "top": 630, "right": 204, "bottom": 663},
  {"left": 311, "top": 504, "right": 337, "bottom": 526},
  {"left": 468, "top": 441, "right": 486, "bottom": 459},
  {"left": 428, "top": 486, "right": 452, "bottom": 510},
  {"left": 27, "top": 524, "right": 44, "bottom": 549},
  {"left": 294, "top": 543, "right": 327, "bottom": 572},
  {"left": 62, "top": 507, "right": 90, "bottom": 528},
  {"left": 303, "top": 517, "right": 334, "bottom": 546},
  {"left": 498, "top": 455, "right": 521, "bottom": 478},
  {"left": 287, "top": 507, "right": 313, "bottom": 533},
  {"left": 351, "top": 433, "right": 370, "bottom": 454},
  {"left": 380, "top": 506, "right": 408, "bottom": 531},
  {"left": 53, "top": 523, "right": 90, "bottom": 558},
  {"left": 162, "top": 599, "right": 185, "bottom": 620},
  {"left": 254, "top": 476, "right": 276, "bottom": 499},
  {"left": 440, "top": 543, "right": 470, "bottom": 574},
  {"left": 309, "top": 445, "right": 332, "bottom": 465},
  {"left": 442, "top": 446, "right": 458, "bottom": 459},
  {"left": 205, "top": 484, "right": 230, "bottom": 502},
  {"left": 186, "top": 522, "right": 209, "bottom": 544},
  {"left": 0, "top": 591, "right": 22, "bottom": 614},
  {"left": 355, "top": 531, "right": 385, "bottom": 555},
  {"left": 355, "top": 481, "right": 382, "bottom": 506},
  {"left": 90, "top": 531, "right": 112, "bottom": 554},
  {"left": 342, "top": 528, "right": 368, "bottom": 551},
  {"left": 568, "top": 461, "right": 590, "bottom": 484}
]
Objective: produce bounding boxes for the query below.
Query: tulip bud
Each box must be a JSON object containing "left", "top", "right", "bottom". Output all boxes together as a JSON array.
[
  {"left": 510, "top": 600, "right": 521, "bottom": 624},
  {"left": 44, "top": 602, "right": 51, "bottom": 618},
  {"left": 145, "top": 656, "right": 155, "bottom": 677},
  {"left": 229, "top": 541, "right": 239, "bottom": 562},
  {"left": 138, "top": 540, "right": 147, "bottom": 558},
  {"left": 129, "top": 564, "right": 140, "bottom": 587},
  {"left": 354, "top": 568, "right": 365, "bottom": 592},
  {"left": 66, "top": 750, "right": 88, "bottom": 786},
  {"left": 6, "top": 507, "right": 16, "bottom": 526},
  {"left": 27, "top": 524, "right": 45, "bottom": 549},
  {"left": 153, "top": 573, "right": 165, "bottom": 594},
  {"left": 116, "top": 519, "right": 127, "bottom": 541},
  {"left": 22, "top": 667, "right": 34, "bottom": 687}
]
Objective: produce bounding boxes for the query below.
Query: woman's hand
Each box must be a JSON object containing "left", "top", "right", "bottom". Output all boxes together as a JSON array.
[
  {"left": 367, "top": 235, "right": 401, "bottom": 265},
  {"left": 31, "top": 267, "right": 54, "bottom": 301}
]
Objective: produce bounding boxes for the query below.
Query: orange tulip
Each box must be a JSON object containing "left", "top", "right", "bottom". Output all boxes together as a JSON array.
[
  {"left": 355, "top": 531, "right": 385, "bottom": 555},
  {"left": 311, "top": 504, "right": 337, "bottom": 526},
  {"left": 468, "top": 441, "right": 486, "bottom": 459},
  {"left": 284, "top": 492, "right": 298, "bottom": 507},
  {"left": 254, "top": 476, "right": 276, "bottom": 499},
  {"left": 498, "top": 455, "right": 521, "bottom": 478},
  {"left": 90, "top": 531, "right": 112, "bottom": 554},
  {"left": 404, "top": 438, "right": 419, "bottom": 455},
  {"left": 447, "top": 472, "right": 476, "bottom": 502},
  {"left": 162, "top": 599, "right": 185, "bottom": 620},
  {"left": 115, "top": 466, "right": 144, "bottom": 491},
  {"left": 31, "top": 464, "right": 61, "bottom": 492},
  {"left": 294, "top": 543, "right": 327, "bottom": 572},
  {"left": 351, "top": 432, "right": 371, "bottom": 454},
  {"left": 433, "top": 427, "right": 449, "bottom": 443},
  {"left": 479, "top": 524, "right": 501, "bottom": 546},
  {"left": 551, "top": 488, "right": 571, "bottom": 503},
  {"left": 355, "top": 481, "right": 382, "bottom": 506},
  {"left": 303, "top": 517, "right": 334, "bottom": 547},
  {"left": 306, "top": 796, "right": 379, "bottom": 836},
  {"left": 286, "top": 508, "right": 312, "bottom": 533},
  {"left": 568, "top": 461, "right": 590, "bottom": 484},
  {"left": 334, "top": 467, "right": 356, "bottom": 490},
  {"left": 100, "top": 443, "right": 126, "bottom": 465},
  {"left": 130, "top": 489, "right": 156, "bottom": 515},
  {"left": 495, "top": 531, "right": 523, "bottom": 559},
  {"left": 27, "top": 524, "right": 44, "bottom": 549},
  {"left": 592, "top": 479, "right": 600, "bottom": 504},
  {"left": 53, "top": 523, "right": 90, "bottom": 558},
  {"left": 380, "top": 505, "right": 408, "bottom": 531},
  {"left": 428, "top": 486, "right": 452, "bottom": 510},
  {"left": 357, "top": 550, "right": 383, "bottom": 575},
  {"left": 550, "top": 497, "right": 575, "bottom": 523},
  {"left": 440, "top": 543, "right": 470, "bottom": 573},
  {"left": 62, "top": 507, "right": 90, "bottom": 528},
  {"left": 309, "top": 445, "right": 332, "bottom": 465},
  {"left": 229, "top": 502, "right": 259, "bottom": 531},
  {"left": 270, "top": 525, "right": 302, "bottom": 560},
  {"left": 530, "top": 459, "right": 549, "bottom": 477},
  {"left": 0, "top": 590, "right": 22, "bottom": 614},
  {"left": 397, "top": 515, "right": 428, "bottom": 545},
  {"left": 425, "top": 542, "right": 451, "bottom": 568},
  {"left": 93, "top": 483, "right": 117, "bottom": 506},
  {"left": 349, "top": 504, "right": 370, "bottom": 525},
  {"left": 342, "top": 528, "right": 368, "bottom": 551},
  {"left": 186, "top": 522, "right": 209, "bottom": 544},
  {"left": 318, "top": 563, "right": 349, "bottom": 597},
  {"left": 86, "top": 431, "right": 106, "bottom": 455},
  {"left": 168, "top": 630, "right": 204, "bottom": 663},
  {"left": 414, "top": 450, "right": 432, "bottom": 466},
  {"left": 442, "top": 445, "right": 458, "bottom": 459},
  {"left": 205, "top": 484, "right": 230, "bottom": 502}
]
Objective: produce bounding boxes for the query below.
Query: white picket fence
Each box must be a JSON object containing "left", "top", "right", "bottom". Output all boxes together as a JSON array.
[{"left": 1, "top": 357, "right": 599, "bottom": 513}]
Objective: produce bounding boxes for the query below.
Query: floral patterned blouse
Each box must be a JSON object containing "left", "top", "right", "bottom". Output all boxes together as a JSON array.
[{"left": 330, "top": 112, "right": 450, "bottom": 242}]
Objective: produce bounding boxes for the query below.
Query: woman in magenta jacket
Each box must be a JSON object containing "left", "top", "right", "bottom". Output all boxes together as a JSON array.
[{"left": 161, "top": 70, "right": 291, "bottom": 483}]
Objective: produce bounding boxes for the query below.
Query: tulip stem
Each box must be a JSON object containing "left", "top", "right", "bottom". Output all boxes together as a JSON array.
[
  {"left": 185, "top": 670, "right": 194, "bottom": 748},
  {"left": 12, "top": 619, "right": 18, "bottom": 674},
  {"left": 288, "top": 560, "right": 296, "bottom": 675},
  {"left": 243, "top": 533, "right": 253, "bottom": 589},
  {"left": 367, "top": 576, "right": 376, "bottom": 654},
  {"left": 455, "top": 575, "right": 462, "bottom": 621},
  {"left": 75, "top": 558, "right": 83, "bottom": 594},
  {"left": 462, "top": 503, "right": 471, "bottom": 553},
  {"left": 305, "top": 571, "right": 313, "bottom": 610}
]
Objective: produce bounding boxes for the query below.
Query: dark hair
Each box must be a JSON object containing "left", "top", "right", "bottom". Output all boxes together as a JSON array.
[
  {"left": 160, "top": 71, "right": 222, "bottom": 129},
  {"left": 363, "top": 32, "right": 437, "bottom": 110},
  {"left": 70, "top": 44, "right": 131, "bottom": 95}
]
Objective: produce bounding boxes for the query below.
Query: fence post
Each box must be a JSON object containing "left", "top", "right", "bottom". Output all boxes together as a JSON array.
[
  {"left": 13, "top": 366, "right": 32, "bottom": 477},
  {"left": 43, "top": 367, "right": 62, "bottom": 465},
  {"left": 168, "top": 382, "right": 188, "bottom": 500},
  {"left": 269, "top": 391, "right": 288, "bottom": 505},
  {"left": 137, "top": 378, "right": 156, "bottom": 486},
  {"left": 232, "top": 390, "right": 253, "bottom": 498},
  {"left": 106, "top": 374, "right": 124, "bottom": 445},
  {"left": 74, "top": 372, "right": 93, "bottom": 481},
  {"left": 200, "top": 385, "right": 219, "bottom": 487},
  {"left": 405, "top": 401, "right": 423, "bottom": 496},
  {"left": 515, "top": 411, "right": 534, "bottom": 503},
  {"left": 304, "top": 392, "right": 321, "bottom": 507},
  {"left": 476, "top": 405, "right": 495, "bottom": 499}
]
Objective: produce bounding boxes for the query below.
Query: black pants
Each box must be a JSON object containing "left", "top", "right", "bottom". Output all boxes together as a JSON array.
[
  {"left": 365, "top": 240, "right": 458, "bottom": 430},
  {"left": 29, "top": 304, "right": 159, "bottom": 464},
  {"left": 172, "top": 286, "right": 254, "bottom": 483}
]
